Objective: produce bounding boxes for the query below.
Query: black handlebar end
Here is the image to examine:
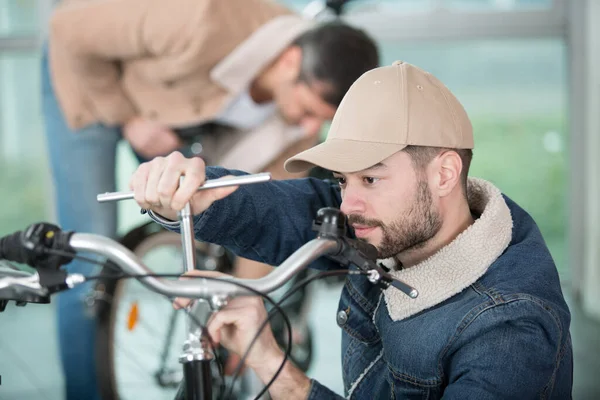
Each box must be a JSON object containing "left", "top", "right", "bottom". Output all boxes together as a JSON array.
[
  {"left": 312, "top": 207, "right": 347, "bottom": 238},
  {"left": 0, "top": 222, "right": 75, "bottom": 269}
]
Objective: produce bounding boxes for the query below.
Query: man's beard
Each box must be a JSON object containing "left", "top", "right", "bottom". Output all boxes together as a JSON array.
[{"left": 347, "top": 180, "right": 443, "bottom": 259}]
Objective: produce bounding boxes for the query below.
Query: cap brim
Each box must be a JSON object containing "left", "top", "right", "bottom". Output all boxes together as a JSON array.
[{"left": 284, "top": 138, "right": 407, "bottom": 173}]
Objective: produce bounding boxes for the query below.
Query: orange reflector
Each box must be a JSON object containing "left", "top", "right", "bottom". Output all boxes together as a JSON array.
[{"left": 127, "top": 302, "right": 139, "bottom": 331}]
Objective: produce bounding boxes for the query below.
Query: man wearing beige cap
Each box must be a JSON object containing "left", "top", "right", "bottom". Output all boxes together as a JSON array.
[{"left": 130, "top": 61, "right": 573, "bottom": 398}]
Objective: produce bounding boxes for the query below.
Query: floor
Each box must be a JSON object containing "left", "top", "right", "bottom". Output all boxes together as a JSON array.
[{"left": 0, "top": 280, "right": 598, "bottom": 400}]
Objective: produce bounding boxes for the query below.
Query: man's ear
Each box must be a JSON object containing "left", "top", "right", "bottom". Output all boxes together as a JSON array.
[{"left": 435, "top": 151, "right": 462, "bottom": 197}]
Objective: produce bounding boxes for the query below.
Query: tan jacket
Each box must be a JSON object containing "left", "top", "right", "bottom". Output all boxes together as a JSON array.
[{"left": 49, "top": 0, "right": 318, "bottom": 174}]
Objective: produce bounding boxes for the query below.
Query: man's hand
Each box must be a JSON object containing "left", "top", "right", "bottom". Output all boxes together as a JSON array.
[
  {"left": 129, "top": 151, "right": 239, "bottom": 220},
  {"left": 174, "top": 270, "right": 311, "bottom": 399},
  {"left": 173, "top": 270, "right": 281, "bottom": 370},
  {"left": 123, "top": 116, "right": 183, "bottom": 159}
]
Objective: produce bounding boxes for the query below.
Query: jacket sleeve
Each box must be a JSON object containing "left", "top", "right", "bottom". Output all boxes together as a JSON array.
[
  {"left": 48, "top": 0, "right": 282, "bottom": 125},
  {"left": 438, "top": 299, "right": 572, "bottom": 399},
  {"left": 150, "top": 166, "right": 344, "bottom": 268},
  {"left": 49, "top": 0, "right": 196, "bottom": 123}
]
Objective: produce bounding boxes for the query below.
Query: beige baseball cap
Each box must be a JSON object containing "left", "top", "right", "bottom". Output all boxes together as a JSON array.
[{"left": 284, "top": 60, "right": 474, "bottom": 173}]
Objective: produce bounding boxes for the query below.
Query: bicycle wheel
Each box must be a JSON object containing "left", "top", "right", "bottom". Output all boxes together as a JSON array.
[{"left": 95, "top": 222, "right": 232, "bottom": 400}]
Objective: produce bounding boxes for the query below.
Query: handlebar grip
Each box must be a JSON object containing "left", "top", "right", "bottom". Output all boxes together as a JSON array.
[
  {"left": 0, "top": 223, "right": 75, "bottom": 269},
  {"left": 0, "top": 231, "right": 30, "bottom": 265}
]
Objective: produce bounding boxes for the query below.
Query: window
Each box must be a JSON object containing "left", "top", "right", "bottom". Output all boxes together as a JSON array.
[
  {"left": 0, "top": 0, "right": 41, "bottom": 36},
  {"left": 280, "top": 0, "right": 556, "bottom": 15},
  {"left": 279, "top": 0, "right": 569, "bottom": 278},
  {"left": 379, "top": 39, "right": 569, "bottom": 278},
  {"left": 284, "top": 0, "right": 436, "bottom": 14},
  {"left": 447, "top": 0, "right": 554, "bottom": 11}
]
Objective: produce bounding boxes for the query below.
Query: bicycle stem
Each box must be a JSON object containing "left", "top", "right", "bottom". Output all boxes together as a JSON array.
[
  {"left": 177, "top": 183, "right": 202, "bottom": 363},
  {"left": 178, "top": 181, "right": 197, "bottom": 274}
]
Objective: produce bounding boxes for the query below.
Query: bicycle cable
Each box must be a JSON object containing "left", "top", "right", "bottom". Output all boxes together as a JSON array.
[
  {"left": 13, "top": 246, "right": 370, "bottom": 399},
  {"left": 227, "top": 268, "right": 368, "bottom": 400},
  {"left": 87, "top": 267, "right": 353, "bottom": 400},
  {"left": 86, "top": 271, "right": 291, "bottom": 400},
  {"left": 43, "top": 247, "right": 292, "bottom": 400}
]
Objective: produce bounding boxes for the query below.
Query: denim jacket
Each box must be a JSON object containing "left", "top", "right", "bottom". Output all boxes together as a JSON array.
[{"left": 152, "top": 167, "right": 573, "bottom": 399}]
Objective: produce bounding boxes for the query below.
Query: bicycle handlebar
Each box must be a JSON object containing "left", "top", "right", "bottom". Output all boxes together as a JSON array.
[
  {"left": 0, "top": 231, "right": 332, "bottom": 304},
  {"left": 0, "top": 210, "right": 417, "bottom": 309},
  {"left": 0, "top": 166, "right": 418, "bottom": 311},
  {"left": 69, "top": 232, "right": 340, "bottom": 298}
]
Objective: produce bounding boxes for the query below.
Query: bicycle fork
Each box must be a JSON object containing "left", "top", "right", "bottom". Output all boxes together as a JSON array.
[{"left": 177, "top": 295, "right": 229, "bottom": 400}]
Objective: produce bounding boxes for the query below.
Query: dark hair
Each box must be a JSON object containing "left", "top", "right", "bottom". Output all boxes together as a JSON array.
[
  {"left": 403, "top": 146, "right": 474, "bottom": 195},
  {"left": 291, "top": 21, "right": 379, "bottom": 106}
]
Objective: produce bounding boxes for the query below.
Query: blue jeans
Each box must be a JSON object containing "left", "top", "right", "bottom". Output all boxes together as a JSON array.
[{"left": 41, "top": 45, "right": 129, "bottom": 400}]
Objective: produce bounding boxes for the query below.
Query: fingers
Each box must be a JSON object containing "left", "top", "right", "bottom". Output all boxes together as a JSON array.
[
  {"left": 207, "top": 308, "right": 240, "bottom": 345},
  {"left": 173, "top": 297, "right": 192, "bottom": 310},
  {"left": 145, "top": 157, "right": 167, "bottom": 207},
  {"left": 130, "top": 151, "right": 206, "bottom": 212},
  {"left": 171, "top": 157, "right": 207, "bottom": 210},
  {"left": 130, "top": 162, "right": 151, "bottom": 209},
  {"left": 130, "top": 151, "right": 241, "bottom": 217},
  {"left": 205, "top": 297, "right": 265, "bottom": 345},
  {"left": 157, "top": 156, "right": 186, "bottom": 209},
  {"left": 190, "top": 176, "right": 239, "bottom": 214}
]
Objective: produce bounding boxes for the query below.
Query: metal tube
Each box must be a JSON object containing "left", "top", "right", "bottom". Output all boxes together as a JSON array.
[
  {"left": 179, "top": 196, "right": 199, "bottom": 342},
  {"left": 178, "top": 179, "right": 197, "bottom": 273},
  {"left": 181, "top": 360, "right": 212, "bottom": 400},
  {"left": 180, "top": 203, "right": 196, "bottom": 273},
  {"left": 96, "top": 173, "right": 271, "bottom": 203},
  {"left": 69, "top": 233, "right": 339, "bottom": 298}
]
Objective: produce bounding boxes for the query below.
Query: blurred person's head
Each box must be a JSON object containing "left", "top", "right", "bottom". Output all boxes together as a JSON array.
[
  {"left": 252, "top": 22, "right": 379, "bottom": 136},
  {"left": 284, "top": 61, "right": 475, "bottom": 267}
]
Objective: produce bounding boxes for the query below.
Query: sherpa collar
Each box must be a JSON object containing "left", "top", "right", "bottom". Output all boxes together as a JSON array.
[{"left": 382, "top": 177, "right": 513, "bottom": 322}]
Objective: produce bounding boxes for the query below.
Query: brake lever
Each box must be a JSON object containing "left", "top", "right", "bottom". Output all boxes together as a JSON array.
[
  {"left": 0, "top": 273, "right": 50, "bottom": 307},
  {"left": 364, "top": 268, "right": 419, "bottom": 298},
  {"left": 335, "top": 239, "right": 418, "bottom": 298},
  {"left": 311, "top": 207, "right": 418, "bottom": 299}
]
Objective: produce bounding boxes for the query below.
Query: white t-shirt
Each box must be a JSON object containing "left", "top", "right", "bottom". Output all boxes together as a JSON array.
[{"left": 214, "top": 89, "right": 276, "bottom": 130}]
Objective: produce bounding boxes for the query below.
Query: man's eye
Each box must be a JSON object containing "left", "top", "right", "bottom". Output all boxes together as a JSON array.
[
  {"left": 335, "top": 177, "right": 346, "bottom": 187},
  {"left": 363, "top": 177, "right": 379, "bottom": 185}
]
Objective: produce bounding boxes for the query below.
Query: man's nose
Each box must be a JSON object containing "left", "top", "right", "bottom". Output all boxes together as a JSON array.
[{"left": 340, "top": 187, "right": 366, "bottom": 217}]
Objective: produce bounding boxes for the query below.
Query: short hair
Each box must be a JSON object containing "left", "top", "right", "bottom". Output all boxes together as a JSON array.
[
  {"left": 291, "top": 21, "right": 379, "bottom": 106},
  {"left": 403, "top": 146, "right": 473, "bottom": 195}
]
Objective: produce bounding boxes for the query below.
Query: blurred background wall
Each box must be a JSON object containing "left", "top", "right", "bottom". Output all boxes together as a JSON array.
[{"left": 0, "top": 0, "right": 598, "bottom": 398}]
